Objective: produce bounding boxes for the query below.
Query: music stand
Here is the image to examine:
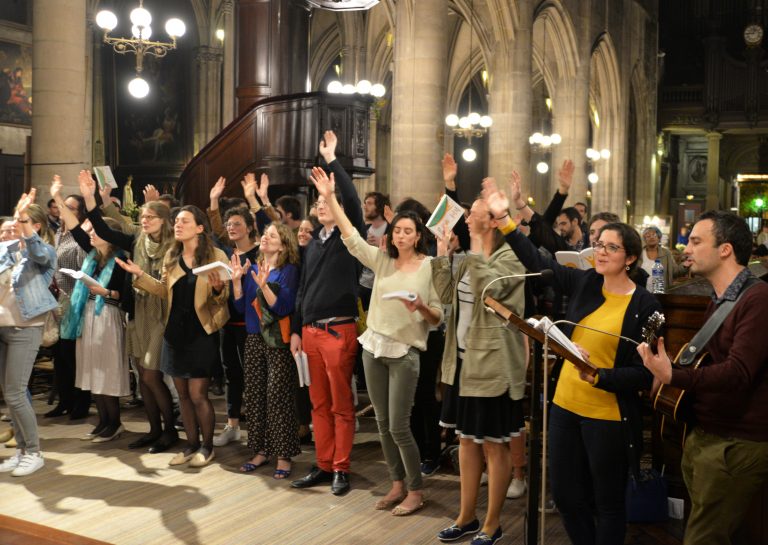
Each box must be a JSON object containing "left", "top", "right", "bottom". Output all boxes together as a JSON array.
[{"left": 484, "top": 296, "right": 597, "bottom": 545}]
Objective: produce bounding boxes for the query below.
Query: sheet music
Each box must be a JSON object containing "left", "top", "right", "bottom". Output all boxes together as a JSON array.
[{"left": 526, "top": 316, "right": 587, "bottom": 365}]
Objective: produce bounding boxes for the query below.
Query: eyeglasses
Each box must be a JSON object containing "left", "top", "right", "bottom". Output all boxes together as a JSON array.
[
  {"left": 225, "top": 221, "right": 245, "bottom": 229},
  {"left": 140, "top": 214, "right": 159, "bottom": 221},
  {"left": 592, "top": 241, "right": 625, "bottom": 254}
]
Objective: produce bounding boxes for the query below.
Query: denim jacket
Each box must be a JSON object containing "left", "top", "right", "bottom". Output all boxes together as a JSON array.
[{"left": 0, "top": 234, "right": 58, "bottom": 321}]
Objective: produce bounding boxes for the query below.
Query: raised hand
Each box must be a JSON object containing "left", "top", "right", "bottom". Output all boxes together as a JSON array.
[
  {"left": 256, "top": 173, "right": 270, "bottom": 202},
  {"left": 241, "top": 172, "right": 257, "bottom": 202},
  {"left": 15, "top": 188, "right": 36, "bottom": 215},
  {"left": 78, "top": 170, "right": 97, "bottom": 199},
  {"left": 482, "top": 178, "right": 510, "bottom": 220},
  {"left": 230, "top": 253, "right": 248, "bottom": 283},
  {"left": 210, "top": 176, "right": 226, "bottom": 203},
  {"left": 557, "top": 159, "right": 575, "bottom": 194},
  {"left": 508, "top": 171, "right": 523, "bottom": 207},
  {"left": 143, "top": 184, "right": 160, "bottom": 203},
  {"left": 383, "top": 204, "right": 395, "bottom": 224},
  {"left": 251, "top": 262, "right": 271, "bottom": 288},
  {"left": 114, "top": 257, "right": 144, "bottom": 277},
  {"left": 442, "top": 153, "right": 458, "bottom": 189},
  {"left": 319, "top": 130, "right": 338, "bottom": 163},
  {"left": 50, "top": 175, "right": 63, "bottom": 201},
  {"left": 436, "top": 224, "right": 454, "bottom": 257},
  {"left": 309, "top": 167, "right": 335, "bottom": 198}
]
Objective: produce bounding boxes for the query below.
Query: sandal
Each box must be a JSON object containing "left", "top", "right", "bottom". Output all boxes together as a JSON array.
[
  {"left": 240, "top": 453, "right": 270, "bottom": 472},
  {"left": 273, "top": 458, "right": 292, "bottom": 480}
]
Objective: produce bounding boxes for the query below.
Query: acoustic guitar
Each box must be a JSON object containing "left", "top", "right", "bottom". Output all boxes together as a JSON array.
[{"left": 653, "top": 344, "right": 710, "bottom": 441}]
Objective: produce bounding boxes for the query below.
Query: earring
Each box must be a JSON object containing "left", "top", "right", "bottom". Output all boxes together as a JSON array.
[{"left": 626, "top": 265, "right": 630, "bottom": 271}]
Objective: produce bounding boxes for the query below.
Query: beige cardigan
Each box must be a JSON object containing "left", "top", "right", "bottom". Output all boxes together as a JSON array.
[{"left": 133, "top": 247, "right": 230, "bottom": 335}]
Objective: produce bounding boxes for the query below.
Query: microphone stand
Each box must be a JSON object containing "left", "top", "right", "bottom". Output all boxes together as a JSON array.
[{"left": 539, "top": 320, "right": 639, "bottom": 545}]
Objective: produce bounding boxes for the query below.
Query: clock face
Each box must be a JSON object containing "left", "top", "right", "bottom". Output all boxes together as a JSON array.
[{"left": 744, "top": 24, "right": 764, "bottom": 45}]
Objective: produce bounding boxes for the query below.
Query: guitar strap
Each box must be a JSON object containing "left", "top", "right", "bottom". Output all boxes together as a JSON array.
[{"left": 679, "top": 276, "right": 761, "bottom": 366}]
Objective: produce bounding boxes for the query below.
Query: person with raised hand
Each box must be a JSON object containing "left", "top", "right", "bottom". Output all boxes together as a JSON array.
[
  {"left": 230, "top": 223, "right": 300, "bottom": 479},
  {"left": 0, "top": 189, "right": 58, "bottom": 477},
  {"left": 432, "top": 195, "right": 527, "bottom": 545},
  {"left": 483, "top": 177, "right": 662, "bottom": 545},
  {"left": 116, "top": 205, "right": 230, "bottom": 468},
  {"left": 79, "top": 170, "right": 179, "bottom": 454},
  {"left": 51, "top": 174, "right": 131, "bottom": 445},
  {"left": 289, "top": 130, "right": 366, "bottom": 496},
  {"left": 310, "top": 165, "right": 443, "bottom": 516}
]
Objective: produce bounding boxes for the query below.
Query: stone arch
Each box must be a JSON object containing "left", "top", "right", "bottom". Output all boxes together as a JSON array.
[
  {"left": 532, "top": 1, "right": 579, "bottom": 85},
  {"left": 309, "top": 25, "right": 342, "bottom": 90},
  {"left": 445, "top": 5, "right": 491, "bottom": 113},
  {"left": 589, "top": 33, "right": 624, "bottom": 213}
]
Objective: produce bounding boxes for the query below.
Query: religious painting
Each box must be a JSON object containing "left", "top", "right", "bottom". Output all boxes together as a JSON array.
[
  {"left": 0, "top": 0, "right": 30, "bottom": 26},
  {"left": 109, "top": 52, "right": 190, "bottom": 168},
  {"left": 0, "top": 40, "right": 32, "bottom": 126}
]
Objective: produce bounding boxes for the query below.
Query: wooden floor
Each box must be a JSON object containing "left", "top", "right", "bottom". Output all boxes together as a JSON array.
[{"left": 0, "top": 395, "right": 681, "bottom": 545}]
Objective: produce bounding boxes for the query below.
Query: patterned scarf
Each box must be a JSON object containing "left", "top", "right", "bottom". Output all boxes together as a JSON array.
[{"left": 60, "top": 248, "right": 122, "bottom": 340}]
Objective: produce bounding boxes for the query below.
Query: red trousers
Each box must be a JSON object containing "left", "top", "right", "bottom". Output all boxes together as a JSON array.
[{"left": 302, "top": 323, "right": 357, "bottom": 472}]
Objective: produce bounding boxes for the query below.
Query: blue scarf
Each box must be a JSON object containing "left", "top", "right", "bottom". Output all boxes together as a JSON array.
[{"left": 60, "top": 248, "right": 122, "bottom": 340}]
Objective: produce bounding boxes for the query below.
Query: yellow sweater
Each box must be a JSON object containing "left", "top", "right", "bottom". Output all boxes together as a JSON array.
[{"left": 553, "top": 288, "right": 632, "bottom": 421}]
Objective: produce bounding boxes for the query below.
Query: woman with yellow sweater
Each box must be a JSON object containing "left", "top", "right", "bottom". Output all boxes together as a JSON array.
[
  {"left": 484, "top": 178, "right": 662, "bottom": 545},
  {"left": 310, "top": 167, "right": 443, "bottom": 517}
]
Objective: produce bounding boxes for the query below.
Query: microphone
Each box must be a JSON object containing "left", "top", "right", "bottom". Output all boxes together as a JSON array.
[
  {"left": 480, "top": 269, "right": 553, "bottom": 312},
  {"left": 547, "top": 319, "right": 640, "bottom": 347}
]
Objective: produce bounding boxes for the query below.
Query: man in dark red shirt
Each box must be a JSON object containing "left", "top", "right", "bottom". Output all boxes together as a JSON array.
[{"left": 639, "top": 210, "right": 768, "bottom": 545}]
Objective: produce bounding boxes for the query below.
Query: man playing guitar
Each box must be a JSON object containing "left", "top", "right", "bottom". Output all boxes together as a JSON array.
[{"left": 638, "top": 211, "right": 768, "bottom": 545}]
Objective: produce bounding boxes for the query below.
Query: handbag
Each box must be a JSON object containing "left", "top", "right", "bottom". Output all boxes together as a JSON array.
[
  {"left": 41, "top": 277, "right": 64, "bottom": 348},
  {"left": 625, "top": 468, "right": 668, "bottom": 522}
]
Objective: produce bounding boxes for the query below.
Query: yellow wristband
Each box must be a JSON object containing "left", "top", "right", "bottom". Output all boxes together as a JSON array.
[{"left": 498, "top": 217, "right": 517, "bottom": 235}]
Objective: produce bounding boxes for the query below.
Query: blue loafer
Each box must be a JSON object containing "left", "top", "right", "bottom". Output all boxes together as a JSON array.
[
  {"left": 437, "top": 519, "right": 480, "bottom": 542},
  {"left": 470, "top": 527, "right": 502, "bottom": 545}
]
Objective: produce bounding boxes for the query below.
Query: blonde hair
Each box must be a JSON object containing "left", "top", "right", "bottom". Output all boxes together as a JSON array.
[
  {"left": 23, "top": 204, "right": 55, "bottom": 245},
  {"left": 258, "top": 223, "right": 299, "bottom": 269}
]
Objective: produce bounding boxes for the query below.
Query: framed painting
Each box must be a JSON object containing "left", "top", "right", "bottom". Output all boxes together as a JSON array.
[{"left": 0, "top": 40, "right": 32, "bottom": 127}]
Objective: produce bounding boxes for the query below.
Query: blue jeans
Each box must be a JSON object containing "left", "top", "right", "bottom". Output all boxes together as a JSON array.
[
  {"left": 548, "top": 404, "right": 628, "bottom": 545},
  {"left": 0, "top": 326, "right": 43, "bottom": 453}
]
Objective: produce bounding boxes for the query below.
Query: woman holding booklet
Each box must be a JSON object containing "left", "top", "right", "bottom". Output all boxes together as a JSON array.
[
  {"left": 483, "top": 176, "right": 662, "bottom": 545},
  {"left": 431, "top": 197, "right": 527, "bottom": 545},
  {"left": 117, "top": 205, "right": 229, "bottom": 468},
  {"left": 310, "top": 166, "right": 443, "bottom": 516},
  {"left": 78, "top": 171, "right": 179, "bottom": 454},
  {"left": 51, "top": 175, "right": 130, "bottom": 444},
  {"left": 230, "top": 223, "right": 300, "bottom": 479}
]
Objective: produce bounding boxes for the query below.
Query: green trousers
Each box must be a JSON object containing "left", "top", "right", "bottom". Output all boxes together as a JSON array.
[{"left": 682, "top": 427, "right": 768, "bottom": 545}]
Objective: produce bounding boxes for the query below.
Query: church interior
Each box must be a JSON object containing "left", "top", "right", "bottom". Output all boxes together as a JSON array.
[{"left": 1, "top": 1, "right": 768, "bottom": 544}]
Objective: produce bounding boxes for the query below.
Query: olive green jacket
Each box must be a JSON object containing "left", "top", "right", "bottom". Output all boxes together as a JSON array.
[{"left": 432, "top": 243, "right": 527, "bottom": 399}]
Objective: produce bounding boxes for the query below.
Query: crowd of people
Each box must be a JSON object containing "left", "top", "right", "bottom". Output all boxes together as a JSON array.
[{"left": 1, "top": 129, "right": 767, "bottom": 545}]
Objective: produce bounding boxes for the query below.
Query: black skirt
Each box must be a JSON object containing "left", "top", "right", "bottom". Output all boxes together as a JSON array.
[
  {"left": 456, "top": 392, "right": 525, "bottom": 443},
  {"left": 161, "top": 335, "right": 219, "bottom": 379}
]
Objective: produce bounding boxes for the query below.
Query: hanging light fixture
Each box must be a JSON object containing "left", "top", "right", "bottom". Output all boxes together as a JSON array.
[
  {"left": 444, "top": 0, "right": 491, "bottom": 162},
  {"left": 95, "top": 1, "right": 186, "bottom": 99},
  {"left": 529, "top": 15, "right": 560, "bottom": 156},
  {"left": 327, "top": 78, "right": 387, "bottom": 97}
]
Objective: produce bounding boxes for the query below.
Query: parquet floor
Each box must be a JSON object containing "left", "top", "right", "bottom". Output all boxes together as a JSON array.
[{"left": 0, "top": 395, "right": 680, "bottom": 545}]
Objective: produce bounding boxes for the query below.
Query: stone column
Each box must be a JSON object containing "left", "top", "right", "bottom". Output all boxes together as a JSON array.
[
  {"left": 31, "top": 0, "right": 87, "bottom": 195},
  {"left": 488, "top": 0, "right": 532, "bottom": 187},
  {"left": 705, "top": 131, "right": 722, "bottom": 210},
  {"left": 194, "top": 46, "right": 224, "bottom": 153},
  {"left": 551, "top": 3, "right": 591, "bottom": 209},
  {"left": 389, "top": 0, "right": 448, "bottom": 208},
  {"left": 221, "top": 0, "right": 236, "bottom": 126}
]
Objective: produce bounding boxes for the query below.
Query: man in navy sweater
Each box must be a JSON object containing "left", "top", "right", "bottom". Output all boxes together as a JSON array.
[{"left": 290, "top": 131, "right": 366, "bottom": 496}]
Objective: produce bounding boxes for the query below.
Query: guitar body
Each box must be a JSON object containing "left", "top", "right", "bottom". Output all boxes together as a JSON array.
[{"left": 653, "top": 343, "right": 710, "bottom": 442}]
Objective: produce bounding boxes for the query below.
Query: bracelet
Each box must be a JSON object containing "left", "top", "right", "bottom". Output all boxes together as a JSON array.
[{"left": 515, "top": 204, "right": 528, "bottom": 210}]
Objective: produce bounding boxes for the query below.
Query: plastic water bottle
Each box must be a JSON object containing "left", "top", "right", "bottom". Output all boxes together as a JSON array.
[{"left": 651, "top": 259, "right": 665, "bottom": 294}]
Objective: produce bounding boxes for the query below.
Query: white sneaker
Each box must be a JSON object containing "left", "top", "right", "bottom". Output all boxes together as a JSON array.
[
  {"left": 212, "top": 424, "right": 241, "bottom": 447},
  {"left": 11, "top": 451, "right": 44, "bottom": 477},
  {"left": 0, "top": 450, "right": 23, "bottom": 472},
  {"left": 506, "top": 477, "right": 527, "bottom": 499}
]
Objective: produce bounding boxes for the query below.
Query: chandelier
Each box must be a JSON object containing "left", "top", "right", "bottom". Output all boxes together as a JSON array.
[
  {"left": 327, "top": 79, "right": 386, "bottom": 97},
  {"left": 444, "top": 0, "right": 491, "bottom": 162},
  {"left": 585, "top": 147, "right": 611, "bottom": 183},
  {"left": 95, "top": 1, "right": 186, "bottom": 99}
]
